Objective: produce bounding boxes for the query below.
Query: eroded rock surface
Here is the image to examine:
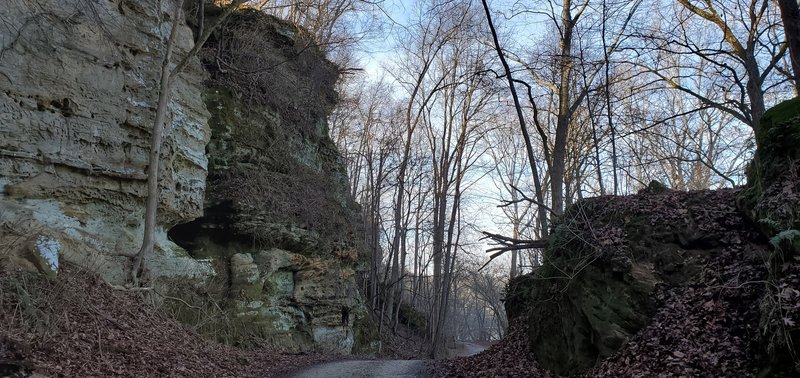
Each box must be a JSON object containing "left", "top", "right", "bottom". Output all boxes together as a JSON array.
[
  {"left": 738, "top": 98, "right": 800, "bottom": 376},
  {"left": 165, "top": 9, "right": 377, "bottom": 354},
  {"left": 507, "top": 189, "right": 767, "bottom": 376},
  {"left": 0, "top": 0, "right": 377, "bottom": 355},
  {"left": 0, "top": 0, "right": 212, "bottom": 282}
]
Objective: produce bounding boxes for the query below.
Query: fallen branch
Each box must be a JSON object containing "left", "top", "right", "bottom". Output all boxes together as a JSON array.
[
  {"left": 153, "top": 289, "right": 203, "bottom": 310},
  {"left": 107, "top": 283, "right": 153, "bottom": 292},
  {"left": 478, "top": 231, "right": 548, "bottom": 271}
]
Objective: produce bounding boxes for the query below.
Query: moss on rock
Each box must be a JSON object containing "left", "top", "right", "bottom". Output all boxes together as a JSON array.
[
  {"left": 504, "top": 274, "right": 537, "bottom": 321},
  {"left": 738, "top": 97, "right": 800, "bottom": 239},
  {"left": 738, "top": 97, "right": 800, "bottom": 376},
  {"left": 507, "top": 189, "right": 752, "bottom": 376},
  {"left": 160, "top": 7, "right": 377, "bottom": 354},
  {"left": 352, "top": 309, "right": 381, "bottom": 355}
]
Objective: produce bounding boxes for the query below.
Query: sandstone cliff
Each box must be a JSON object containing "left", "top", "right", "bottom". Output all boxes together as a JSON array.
[
  {"left": 0, "top": 0, "right": 375, "bottom": 355},
  {"left": 0, "top": 0, "right": 211, "bottom": 281},
  {"left": 169, "top": 8, "right": 377, "bottom": 354}
]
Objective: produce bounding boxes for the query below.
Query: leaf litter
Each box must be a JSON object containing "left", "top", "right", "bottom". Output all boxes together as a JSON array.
[{"left": 438, "top": 188, "right": 777, "bottom": 377}]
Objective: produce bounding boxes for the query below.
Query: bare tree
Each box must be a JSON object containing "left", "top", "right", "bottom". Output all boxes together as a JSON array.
[
  {"left": 486, "top": 123, "right": 535, "bottom": 278},
  {"left": 636, "top": 0, "right": 788, "bottom": 137},
  {"left": 480, "top": 0, "right": 551, "bottom": 238},
  {"left": 427, "top": 42, "right": 495, "bottom": 358},
  {"left": 260, "top": 0, "right": 381, "bottom": 67}
]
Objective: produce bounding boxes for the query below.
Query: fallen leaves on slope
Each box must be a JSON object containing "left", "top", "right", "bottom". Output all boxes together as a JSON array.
[
  {"left": 435, "top": 319, "right": 554, "bottom": 378},
  {"left": 0, "top": 267, "right": 331, "bottom": 377},
  {"left": 439, "top": 188, "right": 773, "bottom": 377},
  {"left": 586, "top": 189, "right": 767, "bottom": 377},
  {"left": 588, "top": 244, "right": 766, "bottom": 377}
]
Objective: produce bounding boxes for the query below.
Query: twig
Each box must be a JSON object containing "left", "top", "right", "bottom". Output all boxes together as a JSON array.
[
  {"left": 108, "top": 283, "right": 152, "bottom": 292},
  {"left": 152, "top": 288, "right": 203, "bottom": 310}
]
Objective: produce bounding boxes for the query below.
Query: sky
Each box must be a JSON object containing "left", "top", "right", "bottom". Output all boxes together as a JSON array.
[{"left": 347, "top": 0, "right": 544, "bottom": 273}]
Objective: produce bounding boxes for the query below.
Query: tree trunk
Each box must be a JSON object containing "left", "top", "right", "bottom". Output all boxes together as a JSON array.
[
  {"left": 510, "top": 224, "right": 519, "bottom": 279},
  {"left": 551, "top": 0, "right": 576, "bottom": 215},
  {"left": 429, "top": 189, "right": 447, "bottom": 346},
  {"left": 133, "top": 0, "right": 244, "bottom": 284},
  {"left": 602, "top": 0, "right": 619, "bottom": 194},
  {"left": 743, "top": 55, "right": 765, "bottom": 133},
  {"left": 778, "top": 0, "right": 800, "bottom": 95},
  {"left": 132, "top": 4, "right": 183, "bottom": 284},
  {"left": 480, "top": 0, "right": 550, "bottom": 236}
]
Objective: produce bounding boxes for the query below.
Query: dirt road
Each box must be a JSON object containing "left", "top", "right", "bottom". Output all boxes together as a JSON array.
[
  {"left": 289, "top": 342, "right": 488, "bottom": 377},
  {"left": 448, "top": 341, "right": 491, "bottom": 357},
  {"left": 289, "top": 359, "right": 428, "bottom": 378}
]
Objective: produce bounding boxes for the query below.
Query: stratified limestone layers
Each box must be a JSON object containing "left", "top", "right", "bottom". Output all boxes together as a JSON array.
[
  {"left": 0, "top": 0, "right": 212, "bottom": 282},
  {"left": 164, "top": 9, "right": 376, "bottom": 354},
  {"left": 0, "top": 0, "right": 377, "bottom": 355}
]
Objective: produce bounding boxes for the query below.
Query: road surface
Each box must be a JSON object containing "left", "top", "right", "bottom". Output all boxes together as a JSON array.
[
  {"left": 448, "top": 341, "right": 491, "bottom": 357},
  {"left": 290, "top": 360, "right": 428, "bottom": 378},
  {"left": 289, "top": 342, "right": 489, "bottom": 377}
]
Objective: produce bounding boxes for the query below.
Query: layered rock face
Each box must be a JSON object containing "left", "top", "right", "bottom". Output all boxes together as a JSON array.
[
  {"left": 0, "top": 0, "right": 376, "bottom": 355},
  {"left": 166, "top": 10, "right": 377, "bottom": 354},
  {"left": 0, "top": 0, "right": 212, "bottom": 281}
]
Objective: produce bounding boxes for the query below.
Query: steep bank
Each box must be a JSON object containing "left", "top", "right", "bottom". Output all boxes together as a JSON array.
[
  {"left": 443, "top": 188, "right": 770, "bottom": 377},
  {"left": 737, "top": 97, "right": 800, "bottom": 375},
  {"left": 513, "top": 188, "right": 768, "bottom": 376},
  {"left": 0, "top": 0, "right": 376, "bottom": 355},
  {"left": 0, "top": 267, "right": 332, "bottom": 377}
]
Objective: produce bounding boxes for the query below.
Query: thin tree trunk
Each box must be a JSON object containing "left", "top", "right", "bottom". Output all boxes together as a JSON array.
[
  {"left": 778, "top": 0, "right": 800, "bottom": 95},
  {"left": 602, "top": 0, "right": 619, "bottom": 194},
  {"left": 132, "top": 4, "right": 183, "bottom": 284},
  {"left": 744, "top": 56, "right": 765, "bottom": 131},
  {"left": 412, "top": 205, "right": 421, "bottom": 309},
  {"left": 480, "top": 0, "right": 550, "bottom": 236},
  {"left": 551, "top": 0, "right": 577, "bottom": 215},
  {"left": 585, "top": 90, "right": 606, "bottom": 195},
  {"left": 133, "top": 0, "right": 244, "bottom": 284},
  {"left": 510, "top": 224, "right": 519, "bottom": 278}
]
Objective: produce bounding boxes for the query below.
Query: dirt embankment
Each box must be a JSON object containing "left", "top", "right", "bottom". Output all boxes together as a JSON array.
[
  {"left": 0, "top": 267, "right": 332, "bottom": 377},
  {"left": 438, "top": 188, "right": 774, "bottom": 377}
]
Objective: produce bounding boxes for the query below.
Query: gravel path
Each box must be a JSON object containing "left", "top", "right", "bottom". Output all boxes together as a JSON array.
[{"left": 289, "top": 360, "right": 429, "bottom": 378}]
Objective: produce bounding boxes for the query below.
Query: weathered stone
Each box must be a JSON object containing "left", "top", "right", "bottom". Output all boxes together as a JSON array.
[
  {"left": 32, "top": 235, "right": 60, "bottom": 278},
  {"left": 510, "top": 190, "right": 752, "bottom": 375},
  {"left": 0, "top": 0, "right": 212, "bottom": 283},
  {"left": 640, "top": 179, "right": 669, "bottom": 194},
  {"left": 0, "top": 0, "right": 378, "bottom": 356},
  {"left": 163, "top": 9, "right": 377, "bottom": 354},
  {"left": 738, "top": 98, "right": 800, "bottom": 240},
  {"left": 738, "top": 98, "right": 800, "bottom": 376},
  {"left": 230, "top": 253, "right": 263, "bottom": 299}
]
